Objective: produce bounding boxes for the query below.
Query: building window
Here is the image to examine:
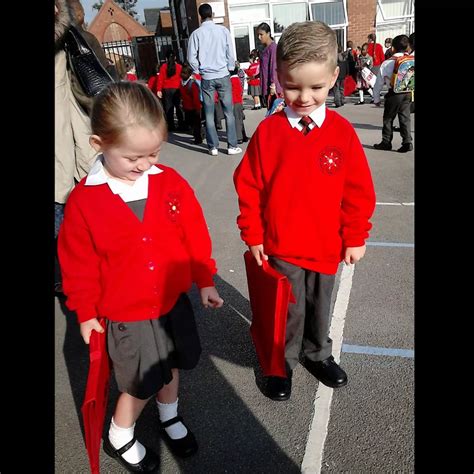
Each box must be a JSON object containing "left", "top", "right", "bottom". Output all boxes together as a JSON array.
[
  {"left": 310, "top": 1, "right": 346, "bottom": 27},
  {"left": 272, "top": 3, "right": 308, "bottom": 33},
  {"left": 229, "top": 4, "right": 270, "bottom": 23},
  {"left": 234, "top": 25, "right": 251, "bottom": 64}
]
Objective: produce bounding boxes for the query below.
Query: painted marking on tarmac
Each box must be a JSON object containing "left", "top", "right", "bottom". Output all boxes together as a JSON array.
[
  {"left": 367, "top": 241, "right": 414, "bottom": 248},
  {"left": 342, "top": 344, "right": 414, "bottom": 358},
  {"left": 376, "top": 202, "right": 414, "bottom": 206},
  {"left": 227, "top": 303, "right": 251, "bottom": 325},
  {"left": 301, "top": 263, "right": 354, "bottom": 474}
]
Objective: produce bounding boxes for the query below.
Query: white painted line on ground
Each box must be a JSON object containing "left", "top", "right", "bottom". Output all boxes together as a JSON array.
[
  {"left": 227, "top": 303, "right": 251, "bottom": 325},
  {"left": 376, "top": 202, "right": 414, "bottom": 206},
  {"left": 301, "top": 264, "right": 355, "bottom": 474}
]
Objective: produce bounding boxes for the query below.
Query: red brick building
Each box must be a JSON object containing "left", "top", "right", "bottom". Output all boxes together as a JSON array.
[{"left": 88, "top": 0, "right": 153, "bottom": 43}]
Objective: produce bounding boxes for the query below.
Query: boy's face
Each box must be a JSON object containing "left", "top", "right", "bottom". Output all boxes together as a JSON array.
[
  {"left": 278, "top": 61, "right": 338, "bottom": 116},
  {"left": 181, "top": 70, "right": 191, "bottom": 81}
]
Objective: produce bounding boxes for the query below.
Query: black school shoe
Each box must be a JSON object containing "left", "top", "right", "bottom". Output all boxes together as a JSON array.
[
  {"left": 160, "top": 416, "right": 198, "bottom": 457},
  {"left": 397, "top": 143, "right": 413, "bottom": 153},
  {"left": 263, "top": 370, "right": 292, "bottom": 401},
  {"left": 103, "top": 436, "right": 159, "bottom": 472},
  {"left": 374, "top": 141, "right": 392, "bottom": 151},
  {"left": 304, "top": 356, "right": 348, "bottom": 388}
]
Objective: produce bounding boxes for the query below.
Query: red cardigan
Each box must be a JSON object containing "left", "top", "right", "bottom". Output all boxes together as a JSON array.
[
  {"left": 233, "top": 109, "right": 376, "bottom": 275},
  {"left": 230, "top": 76, "right": 243, "bottom": 104},
  {"left": 58, "top": 165, "right": 217, "bottom": 323},
  {"left": 179, "top": 79, "right": 202, "bottom": 111},
  {"left": 157, "top": 63, "right": 182, "bottom": 91}
]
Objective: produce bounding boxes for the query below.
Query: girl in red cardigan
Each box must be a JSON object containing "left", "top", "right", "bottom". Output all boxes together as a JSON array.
[
  {"left": 156, "top": 51, "right": 185, "bottom": 131},
  {"left": 58, "top": 82, "right": 223, "bottom": 472}
]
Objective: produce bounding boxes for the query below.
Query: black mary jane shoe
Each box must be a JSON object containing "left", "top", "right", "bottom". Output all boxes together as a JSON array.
[
  {"left": 103, "top": 436, "right": 159, "bottom": 472},
  {"left": 160, "top": 416, "right": 198, "bottom": 458},
  {"left": 304, "top": 356, "right": 348, "bottom": 388},
  {"left": 263, "top": 370, "right": 292, "bottom": 401}
]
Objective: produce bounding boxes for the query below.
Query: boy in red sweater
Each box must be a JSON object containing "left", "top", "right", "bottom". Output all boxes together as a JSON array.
[
  {"left": 58, "top": 82, "right": 223, "bottom": 471},
  {"left": 234, "top": 21, "right": 375, "bottom": 400},
  {"left": 179, "top": 63, "right": 204, "bottom": 144},
  {"left": 230, "top": 66, "right": 249, "bottom": 144}
]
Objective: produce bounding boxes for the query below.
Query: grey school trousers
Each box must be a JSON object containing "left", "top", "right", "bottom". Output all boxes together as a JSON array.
[{"left": 268, "top": 256, "right": 336, "bottom": 370}]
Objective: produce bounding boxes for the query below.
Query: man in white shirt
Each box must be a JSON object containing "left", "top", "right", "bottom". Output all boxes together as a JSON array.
[{"left": 187, "top": 3, "right": 241, "bottom": 156}]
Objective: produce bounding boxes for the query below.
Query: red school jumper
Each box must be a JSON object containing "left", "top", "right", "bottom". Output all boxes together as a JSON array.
[
  {"left": 233, "top": 109, "right": 376, "bottom": 275},
  {"left": 179, "top": 79, "right": 202, "bottom": 112},
  {"left": 157, "top": 63, "right": 183, "bottom": 92},
  {"left": 58, "top": 165, "right": 216, "bottom": 323}
]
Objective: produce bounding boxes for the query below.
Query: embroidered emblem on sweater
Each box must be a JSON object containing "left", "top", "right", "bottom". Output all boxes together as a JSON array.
[
  {"left": 319, "top": 147, "right": 342, "bottom": 175},
  {"left": 166, "top": 193, "right": 181, "bottom": 221}
]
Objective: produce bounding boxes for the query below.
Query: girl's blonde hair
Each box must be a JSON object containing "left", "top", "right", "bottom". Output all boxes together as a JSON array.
[
  {"left": 91, "top": 81, "right": 167, "bottom": 145},
  {"left": 277, "top": 21, "right": 337, "bottom": 72}
]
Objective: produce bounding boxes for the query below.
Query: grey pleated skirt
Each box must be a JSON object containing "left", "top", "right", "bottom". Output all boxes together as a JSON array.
[{"left": 107, "top": 293, "right": 201, "bottom": 400}]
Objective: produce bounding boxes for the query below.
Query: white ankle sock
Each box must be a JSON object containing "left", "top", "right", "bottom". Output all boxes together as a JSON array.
[
  {"left": 109, "top": 417, "right": 146, "bottom": 464},
  {"left": 157, "top": 398, "right": 188, "bottom": 439},
  {"left": 359, "top": 90, "right": 364, "bottom": 102},
  {"left": 368, "top": 88, "right": 374, "bottom": 97}
]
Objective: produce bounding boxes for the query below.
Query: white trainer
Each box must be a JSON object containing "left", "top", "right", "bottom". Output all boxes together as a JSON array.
[
  {"left": 227, "top": 147, "right": 242, "bottom": 155},
  {"left": 209, "top": 148, "right": 218, "bottom": 156}
]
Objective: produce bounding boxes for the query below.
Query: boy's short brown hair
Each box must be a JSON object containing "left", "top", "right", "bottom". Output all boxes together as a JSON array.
[{"left": 276, "top": 21, "right": 337, "bottom": 72}]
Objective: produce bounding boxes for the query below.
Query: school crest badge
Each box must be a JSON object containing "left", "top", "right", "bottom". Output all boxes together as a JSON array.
[{"left": 319, "top": 147, "right": 343, "bottom": 175}]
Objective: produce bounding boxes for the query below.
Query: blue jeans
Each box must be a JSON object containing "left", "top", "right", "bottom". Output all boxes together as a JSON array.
[
  {"left": 55, "top": 202, "right": 65, "bottom": 238},
  {"left": 201, "top": 76, "right": 238, "bottom": 149}
]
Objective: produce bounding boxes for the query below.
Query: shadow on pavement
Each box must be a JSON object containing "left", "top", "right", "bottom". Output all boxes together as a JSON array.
[{"left": 58, "top": 273, "right": 299, "bottom": 473}]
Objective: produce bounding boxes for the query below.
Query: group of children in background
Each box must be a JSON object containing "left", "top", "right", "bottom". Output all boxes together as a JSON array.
[{"left": 145, "top": 48, "right": 264, "bottom": 146}]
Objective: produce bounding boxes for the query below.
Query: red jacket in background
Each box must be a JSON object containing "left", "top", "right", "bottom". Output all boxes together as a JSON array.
[
  {"left": 367, "top": 42, "right": 385, "bottom": 66},
  {"left": 245, "top": 61, "right": 260, "bottom": 86},
  {"left": 179, "top": 79, "right": 202, "bottom": 111},
  {"left": 230, "top": 75, "right": 243, "bottom": 104},
  {"left": 157, "top": 63, "right": 182, "bottom": 91},
  {"left": 147, "top": 74, "right": 159, "bottom": 94}
]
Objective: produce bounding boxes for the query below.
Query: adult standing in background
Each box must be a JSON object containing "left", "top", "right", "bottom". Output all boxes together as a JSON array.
[
  {"left": 55, "top": 0, "right": 97, "bottom": 291},
  {"left": 257, "top": 22, "right": 282, "bottom": 109},
  {"left": 187, "top": 3, "right": 242, "bottom": 156}
]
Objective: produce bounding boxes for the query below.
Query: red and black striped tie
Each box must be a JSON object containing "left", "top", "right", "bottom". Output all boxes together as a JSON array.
[{"left": 299, "top": 115, "right": 314, "bottom": 135}]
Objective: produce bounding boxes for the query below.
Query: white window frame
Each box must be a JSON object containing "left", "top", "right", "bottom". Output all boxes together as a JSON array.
[
  {"left": 308, "top": 0, "right": 348, "bottom": 29},
  {"left": 377, "top": 0, "right": 414, "bottom": 22}
]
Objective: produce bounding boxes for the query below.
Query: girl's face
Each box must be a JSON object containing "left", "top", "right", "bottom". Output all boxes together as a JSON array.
[
  {"left": 90, "top": 126, "right": 164, "bottom": 184},
  {"left": 258, "top": 29, "right": 272, "bottom": 46},
  {"left": 278, "top": 60, "right": 338, "bottom": 116},
  {"left": 361, "top": 46, "right": 368, "bottom": 56}
]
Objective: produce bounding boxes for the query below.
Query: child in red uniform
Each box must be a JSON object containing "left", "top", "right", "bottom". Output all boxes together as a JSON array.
[
  {"left": 179, "top": 63, "right": 204, "bottom": 144},
  {"left": 234, "top": 21, "right": 375, "bottom": 401},
  {"left": 230, "top": 66, "right": 248, "bottom": 144},
  {"left": 58, "top": 82, "right": 223, "bottom": 472},
  {"left": 157, "top": 50, "right": 184, "bottom": 131},
  {"left": 245, "top": 50, "right": 262, "bottom": 110}
]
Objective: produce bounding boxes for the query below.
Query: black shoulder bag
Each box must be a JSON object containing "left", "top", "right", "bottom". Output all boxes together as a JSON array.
[{"left": 64, "top": 25, "right": 114, "bottom": 97}]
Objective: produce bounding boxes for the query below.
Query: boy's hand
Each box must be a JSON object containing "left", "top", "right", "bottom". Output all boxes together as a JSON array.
[
  {"left": 200, "top": 286, "right": 224, "bottom": 309},
  {"left": 157, "top": 91, "right": 163, "bottom": 99},
  {"left": 250, "top": 244, "right": 268, "bottom": 266},
  {"left": 80, "top": 317, "right": 105, "bottom": 345},
  {"left": 343, "top": 245, "right": 367, "bottom": 265}
]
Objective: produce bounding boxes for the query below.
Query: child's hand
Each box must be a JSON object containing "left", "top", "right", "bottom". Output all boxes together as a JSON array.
[
  {"left": 157, "top": 91, "right": 163, "bottom": 99},
  {"left": 343, "top": 245, "right": 367, "bottom": 265},
  {"left": 200, "top": 286, "right": 224, "bottom": 309},
  {"left": 80, "top": 317, "right": 105, "bottom": 345},
  {"left": 250, "top": 244, "right": 268, "bottom": 266}
]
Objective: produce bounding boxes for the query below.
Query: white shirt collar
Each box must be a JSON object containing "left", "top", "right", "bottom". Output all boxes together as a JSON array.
[
  {"left": 85, "top": 155, "right": 162, "bottom": 202},
  {"left": 284, "top": 104, "right": 326, "bottom": 129}
]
